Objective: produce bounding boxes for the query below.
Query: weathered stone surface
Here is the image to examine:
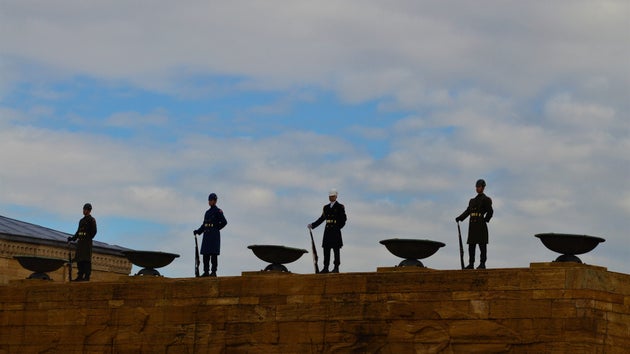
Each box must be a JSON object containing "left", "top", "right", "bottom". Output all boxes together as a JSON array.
[{"left": 0, "top": 264, "right": 629, "bottom": 353}]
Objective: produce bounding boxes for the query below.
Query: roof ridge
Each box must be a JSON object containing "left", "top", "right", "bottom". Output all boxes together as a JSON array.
[
  {"left": 0, "top": 214, "right": 132, "bottom": 254},
  {"left": 0, "top": 214, "right": 72, "bottom": 236}
]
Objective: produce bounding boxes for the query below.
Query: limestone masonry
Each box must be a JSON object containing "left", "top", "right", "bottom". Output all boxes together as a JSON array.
[{"left": 1, "top": 263, "right": 628, "bottom": 353}]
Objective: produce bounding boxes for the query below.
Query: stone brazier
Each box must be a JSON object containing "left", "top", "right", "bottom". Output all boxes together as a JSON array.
[{"left": 380, "top": 238, "right": 445, "bottom": 267}]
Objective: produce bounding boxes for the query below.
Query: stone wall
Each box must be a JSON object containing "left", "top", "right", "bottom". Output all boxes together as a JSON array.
[
  {"left": 0, "top": 263, "right": 628, "bottom": 353},
  {"left": 0, "top": 239, "right": 131, "bottom": 284}
]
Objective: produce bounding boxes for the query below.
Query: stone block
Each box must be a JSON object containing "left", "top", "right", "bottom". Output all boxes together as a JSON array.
[
  {"left": 163, "top": 305, "right": 198, "bottom": 324},
  {"left": 453, "top": 290, "right": 532, "bottom": 301},
  {"left": 171, "top": 278, "right": 218, "bottom": 299},
  {"left": 326, "top": 301, "right": 368, "bottom": 321},
  {"left": 277, "top": 321, "right": 325, "bottom": 344},
  {"left": 384, "top": 300, "right": 441, "bottom": 320},
  {"left": 0, "top": 325, "right": 25, "bottom": 345},
  {"left": 324, "top": 273, "right": 367, "bottom": 294},
  {"left": 238, "top": 296, "right": 259, "bottom": 305},
  {"left": 322, "top": 320, "right": 389, "bottom": 350},
  {"left": 550, "top": 299, "right": 578, "bottom": 318},
  {"left": 224, "top": 322, "right": 279, "bottom": 346},
  {"left": 205, "top": 296, "right": 239, "bottom": 306},
  {"left": 489, "top": 299, "right": 553, "bottom": 319},
  {"left": 276, "top": 274, "right": 326, "bottom": 295},
  {"left": 258, "top": 294, "right": 287, "bottom": 306},
  {"left": 517, "top": 268, "right": 567, "bottom": 290},
  {"left": 285, "top": 294, "right": 321, "bottom": 304},
  {"left": 194, "top": 304, "right": 228, "bottom": 324},
  {"left": 275, "top": 303, "right": 329, "bottom": 321},
  {"left": 435, "top": 300, "right": 480, "bottom": 320},
  {"left": 448, "top": 319, "right": 523, "bottom": 344},
  {"left": 239, "top": 274, "right": 280, "bottom": 296},
  {"left": 533, "top": 288, "right": 624, "bottom": 304},
  {"left": 217, "top": 276, "right": 242, "bottom": 297},
  {"left": 226, "top": 304, "right": 275, "bottom": 323},
  {"left": 0, "top": 287, "right": 25, "bottom": 306}
]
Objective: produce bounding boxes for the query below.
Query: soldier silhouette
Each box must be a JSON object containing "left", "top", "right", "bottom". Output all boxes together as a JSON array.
[
  {"left": 308, "top": 189, "right": 347, "bottom": 273},
  {"left": 194, "top": 193, "right": 227, "bottom": 277},
  {"left": 456, "top": 179, "right": 493, "bottom": 269},
  {"left": 68, "top": 203, "right": 97, "bottom": 281}
]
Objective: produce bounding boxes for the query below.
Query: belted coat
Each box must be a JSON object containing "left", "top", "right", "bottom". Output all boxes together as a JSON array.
[
  {"left": 457, "top": 193, "right": 493, "bottom": 244},
  {"left": 72, "top": 215, "right": 97, "bottom": 262},
  {"left": 195, "top": 205, "right": 227, "bottom": 255},
  {"left": 311, "top": 202, "right": 347, "bottom": 249}
]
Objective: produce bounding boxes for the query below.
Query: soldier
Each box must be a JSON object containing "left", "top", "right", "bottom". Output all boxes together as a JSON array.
[
  {"left": 194, "top": 193, "right": 227, "bottom": 277},
  {"left": 68, "top": 203, "right": 97, "bottom": 281},
  {"left": 456, "top": 179, "right": 493, "bottom": 269},
  {"left": 308, "top": 189, "right": 347, "bottom": 273}
]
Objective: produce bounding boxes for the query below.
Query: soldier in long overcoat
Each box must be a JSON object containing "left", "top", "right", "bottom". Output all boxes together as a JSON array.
[
  {"left": 308, "top": 189, "right": 347, "bottom": 273},
  {"left": 194, "top": 193, "right": 227, "bottom": 277},
  {"left": 456, "top": 179, "right": 493, "bottom": 269},
  {"left": 68, "top": 203, "right": 97, "bottom": 281}
]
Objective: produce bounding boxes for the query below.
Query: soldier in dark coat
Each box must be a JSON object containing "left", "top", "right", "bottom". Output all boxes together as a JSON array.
[
  {"left": 308, "top": 189, "right": 347, "bottom": 273},
  {"left": 68, "top": 203, "right": 97, "bottom": 281},
  {"left": 194, "top": 193, "right": 227, "bottom": 277},
  {"left": 456, "top": 179, "right": 493, "bottom": 269}
]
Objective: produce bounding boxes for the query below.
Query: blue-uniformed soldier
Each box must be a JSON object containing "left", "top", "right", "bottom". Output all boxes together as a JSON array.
[
  {"left": 194, "top": 193, "right": 227, "bottom": 277},
  {"left": 308, "top": 189, "right": 347, "bottom": 273},
  {"left": 67, "top": 203, "right": 97, "bottom": 281},
  {"left": 456, "top": 179, "right": 493, "bottom": 269}
]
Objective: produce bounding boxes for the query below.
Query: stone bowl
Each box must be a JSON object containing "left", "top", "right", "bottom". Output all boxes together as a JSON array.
[
  {"left": 534, "top": 233, "right": 605, "bottom": 263},
  {"left": 247, "top": 245, "right": 308, "bottom": 272},
  {"left": 14, "top": 255, "right": 66, "bottom": 280},
  {"left": 122, "top": 250, "right": 180, "bottom": 276},
  {"left": 379, "top": 238, "right": 446, "bottom": 267}
]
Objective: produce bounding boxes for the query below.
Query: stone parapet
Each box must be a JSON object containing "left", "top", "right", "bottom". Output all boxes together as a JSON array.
[{"left": 0, "top": 263, "right": 628, "bottom": 353}]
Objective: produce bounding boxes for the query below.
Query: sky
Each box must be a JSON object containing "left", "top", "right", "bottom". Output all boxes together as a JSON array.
[{"left": 1, "top": 1, "right": 628, "bottom": 278}]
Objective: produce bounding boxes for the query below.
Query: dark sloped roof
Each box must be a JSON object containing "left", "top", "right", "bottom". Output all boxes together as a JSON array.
[{"left": 0, "top": 214, "right": 131, "bottom": 256}]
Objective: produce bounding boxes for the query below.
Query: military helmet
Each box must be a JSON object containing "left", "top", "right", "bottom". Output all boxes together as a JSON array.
[
  {"left": 475, "top": 179, "right": 486, "bottom": 187},
  {"left": 83, "top": 203, "right": 92, "bottom": 210},
  {"left": 208, "top": 193, "right": 218, "bottom": 201}
]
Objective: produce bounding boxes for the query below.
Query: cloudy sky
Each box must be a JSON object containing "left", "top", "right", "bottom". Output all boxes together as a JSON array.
[{"left": 1, "top": 1, "right": 628, "bottom": 277}]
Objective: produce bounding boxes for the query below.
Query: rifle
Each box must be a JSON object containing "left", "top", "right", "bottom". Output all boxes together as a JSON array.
[
  {"left": 457, "top": 221, "right": 465, "bottom": 270},
  {"left": 67, "top": 239, "right": 73, "bottom": 282},
  {"left": 194, "top": 232, "right": 200, "bottom": 277},
  {"left": 309, "top": 229, "right": 320, "bottom": 274}
]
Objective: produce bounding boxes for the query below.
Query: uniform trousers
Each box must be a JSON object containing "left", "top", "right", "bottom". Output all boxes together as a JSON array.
[
  {"left": 323, "top": 247, "right": 340, "bottom": 268},
  {"left": 468, "top": 243, "right": 487, "bottom": 265},
  {"left": 203, "top": 254, "right": 218, "bottom": 273},
  {"left": 77, "top": 261, "right": 92, "bottom": 280}
]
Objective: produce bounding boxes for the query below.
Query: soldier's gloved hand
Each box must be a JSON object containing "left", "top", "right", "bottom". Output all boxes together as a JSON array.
[
  {"left": 484, "top": 217, "right": 491, "bottom": 223},
  {"left": 193, "top": 230, "right": 198, "bottom": 236},
  {"left": 307, "top": 224, "right": 312, "bottom": 230},
  {"left": 455, "top": 217, "right": 461, "bottom": 222}
]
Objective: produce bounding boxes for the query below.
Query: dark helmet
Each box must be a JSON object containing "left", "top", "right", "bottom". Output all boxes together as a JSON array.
[
  {"left": 83, "top": 203, "right": 93, "bottom": 210},
  {"left": 208, "top": 193, "right": 218, "bottom": 201},
  {"left": 475, "top": 179, "right": 486, "bottom": 187}
]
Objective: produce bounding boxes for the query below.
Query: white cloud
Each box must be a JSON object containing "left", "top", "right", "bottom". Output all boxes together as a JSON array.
[
  {"left": 0, "top": 1, "right": 628, "bottom": 278},
  {"left": 2, "top": 1, "right": 627, "bottom": 100}
]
